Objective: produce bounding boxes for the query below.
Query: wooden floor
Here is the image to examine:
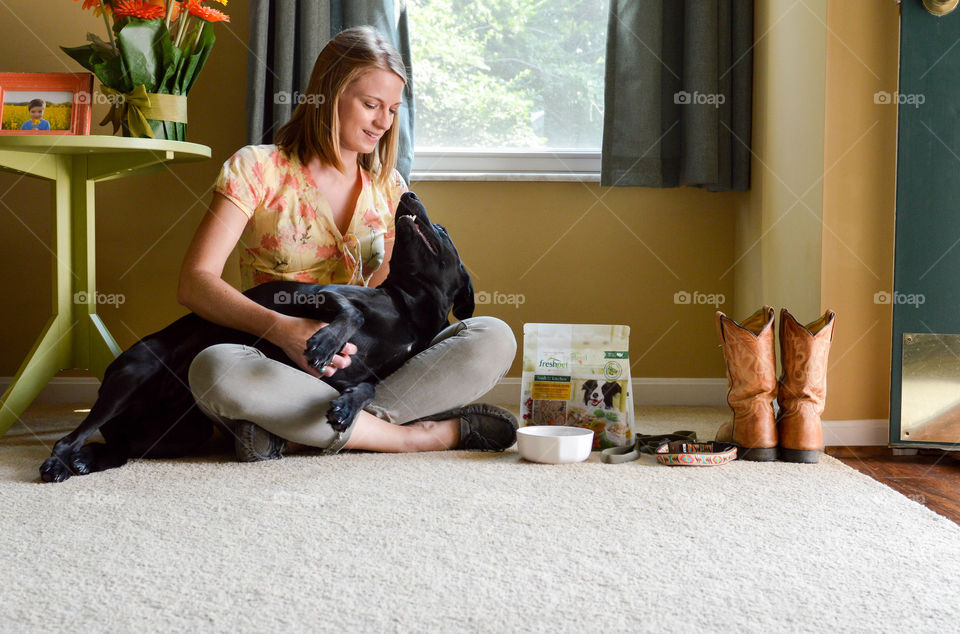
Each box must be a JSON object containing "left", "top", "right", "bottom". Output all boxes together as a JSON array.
[{"left": 825, "top": 446, "right": 960, "bottom": 525}]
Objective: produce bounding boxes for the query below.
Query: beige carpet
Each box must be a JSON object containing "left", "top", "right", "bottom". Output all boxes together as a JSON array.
[{"left": 2, "top": 403, "right": 960, "bottom": 632}]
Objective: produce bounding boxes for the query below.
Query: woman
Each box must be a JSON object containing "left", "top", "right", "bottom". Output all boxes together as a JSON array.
[{"left": 179, "top": 26, "right": 518, "bottom": 461}]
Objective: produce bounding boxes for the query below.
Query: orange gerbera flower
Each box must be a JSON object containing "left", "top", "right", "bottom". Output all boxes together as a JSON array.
[
  {"left": 186, "top": 0, "right": 229, "bottom": 22},
  {"left": 149, "top": 0, "right": 182, "bottom": 20},
  {"left": 170, "top": 0, "right": 185, "bottom": 19},
  {"left": 113, "top": 0, "right": 165, "bottom": 19},
  {"left": 74, "top": 0, "right": 113, "bottom": 17}
]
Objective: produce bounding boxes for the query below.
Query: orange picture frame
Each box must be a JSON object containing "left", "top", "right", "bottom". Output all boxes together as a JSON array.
[{"left": 0, "top": 72, "right": 94, "bottom": 136}]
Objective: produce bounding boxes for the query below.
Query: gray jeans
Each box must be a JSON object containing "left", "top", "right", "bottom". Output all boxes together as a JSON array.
[{"left": 187, "top": 316, "right": 516, "bottom": 455}]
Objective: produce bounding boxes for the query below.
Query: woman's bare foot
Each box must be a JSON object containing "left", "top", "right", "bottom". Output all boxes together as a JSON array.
[
  {"left": 342, "top": 411, "right": 460, "bottom": 452},
  {"left": 404, "top": 418, "right": 461, "bottom": 450}
]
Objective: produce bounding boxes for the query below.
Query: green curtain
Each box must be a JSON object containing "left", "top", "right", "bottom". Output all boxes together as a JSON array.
[
  {"left": 601, "top": 0, "right": 753, "bottom": 191},
  {"left": 245, "top": 0, "right": 415, "bottom": 183}
]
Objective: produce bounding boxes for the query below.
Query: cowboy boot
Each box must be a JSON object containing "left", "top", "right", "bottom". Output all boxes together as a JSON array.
[
  {"left": 776, "top": 308, "right": 836, "bottom": 463},
  {"left": 714, "top": 306, "right": 779, "bottom": 461}
]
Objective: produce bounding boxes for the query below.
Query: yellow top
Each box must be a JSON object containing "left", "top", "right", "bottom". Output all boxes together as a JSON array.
[{"left": 214, "top": 144, "right": 408, "bottom": 291}]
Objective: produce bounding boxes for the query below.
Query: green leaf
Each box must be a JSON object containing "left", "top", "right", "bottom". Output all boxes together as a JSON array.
[
  {"left": 181, "top": 22, "right": 216, "bottom": 95},
  {"left": 168, "top": 24, "right": 196, "bottom": 94},
  {"left": 92, "top": 53, "right": 131, "bottom": 93},
  {"left": 116, "top": 18, "right": 167, "bottom": 91},
  {"left": 85, "top": 32, "right": 118, "bottom": 60},
  {"left": 156, "top": 23, "right": 182, "bottom": 94},
  {"left": 60, "top": 45, "right": 100, "bottom": 72},
  {"left": 62, "top": 42, "right": 128, "bottom": 92}
]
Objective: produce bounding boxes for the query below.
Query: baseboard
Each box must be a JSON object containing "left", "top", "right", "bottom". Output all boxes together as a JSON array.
[
  {"left": 5, "top": 376, "right": 730, "bottom": 407},
  {"left": 2, "top": 376, "right": 890, "bottom": 446},
  {"left": 0, "top": 376, "right": 100, "bottom": 405},
  {"left": 483, "top": 377, "right": 729, "bottom": 407},
  {"left": 632, "top": 378, "right": 729, "bottom": 406},
  {"left": 482, "top": 378, "right": 890, "bottom": 446},
  {"left": 822, "top": 419, "right": 889, "bottom": 447},
  {"left": 1, "top": 376, "right": 729, "bottom": 408}
]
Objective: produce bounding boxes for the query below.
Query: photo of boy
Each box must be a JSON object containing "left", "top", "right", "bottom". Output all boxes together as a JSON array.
[
  {"left": 1, "top": 90, "right": 72, "bottom": 132},
  {"left": 20, "top": 98, "right": 50, "bottom": 130}
]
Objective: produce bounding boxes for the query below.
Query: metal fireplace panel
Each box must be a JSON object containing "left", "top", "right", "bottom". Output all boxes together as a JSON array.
[{"left": 900, "top": 333, "right": 960, "bottom": 443}]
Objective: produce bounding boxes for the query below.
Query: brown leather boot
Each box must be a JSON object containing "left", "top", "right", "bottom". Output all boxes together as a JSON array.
[
  {"left": 776, "top": 308, "right": 836, "bottom": 463},
  {"left": 714, "top": 306, "right": 779, "bottom": 461}
]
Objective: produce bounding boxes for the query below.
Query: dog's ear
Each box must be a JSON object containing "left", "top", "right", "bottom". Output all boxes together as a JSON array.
[
  {"left": 452, "top": 266, "right": 475, "bottom": 320},
  {"left": 582, "top": 380, "right": 597, "bottom": 393},
  {"left": 603, "top": 382, "right": 622, "bottom": 397}
]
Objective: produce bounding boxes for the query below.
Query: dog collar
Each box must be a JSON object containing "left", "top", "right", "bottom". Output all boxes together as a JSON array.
[
  {"left": 654, "top": 441, "right": 738, "bottom": 466},
  {"left": 600, "top": 432, "right": 738, "bottom": 466},
  {"left": 600, "top": 430, "right": 697, "bottom": 464}
]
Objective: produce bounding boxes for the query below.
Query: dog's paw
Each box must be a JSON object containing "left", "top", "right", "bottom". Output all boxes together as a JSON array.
[
  {"left": 69, "top": 446, "right": 96, "bottom": 476},
  {"left": 326, "top": 395, "right": 358, "bottom": 433},
  {"left": 39, "top": 455, "right": 75, "bottom": 483},
  {"left": 304, "top": 333, "right": 341, "bottom": 371}
]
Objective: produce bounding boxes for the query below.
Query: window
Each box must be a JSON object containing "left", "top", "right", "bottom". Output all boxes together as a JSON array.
[{"left": 408, "top": 0, "right": 606, "bottom": 180}]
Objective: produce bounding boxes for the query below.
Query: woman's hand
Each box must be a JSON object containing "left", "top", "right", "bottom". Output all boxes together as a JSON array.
[
  {"left": 178, "top": 194, "right": 358, "bottom": 380},
  {"left": 270, "top": 314, "right": 358, "bottom": 379}
]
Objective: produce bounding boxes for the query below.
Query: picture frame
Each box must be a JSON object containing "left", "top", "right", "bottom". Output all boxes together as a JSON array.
[{"left": 0, "top": 72, "right": 94, "bottom": 136}]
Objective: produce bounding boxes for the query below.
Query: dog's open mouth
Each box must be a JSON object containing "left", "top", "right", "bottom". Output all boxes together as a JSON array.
[{"left": 399, "top": 214, "right": 438, "bottom": 255}]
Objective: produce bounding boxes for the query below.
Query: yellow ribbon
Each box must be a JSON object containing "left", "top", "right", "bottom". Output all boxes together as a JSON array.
[{"left": 98, "top": 84, "right": 188, "bottom": 138}]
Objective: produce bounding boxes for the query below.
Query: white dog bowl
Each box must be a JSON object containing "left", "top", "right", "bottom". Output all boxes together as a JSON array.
[{"left": 517, "top": 426, "right": 594, "bottom": 464}]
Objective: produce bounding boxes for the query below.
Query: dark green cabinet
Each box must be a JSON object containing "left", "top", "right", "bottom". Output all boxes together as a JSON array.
[{"left": 891, "top": 0, "right": 960, "bottom": 447}]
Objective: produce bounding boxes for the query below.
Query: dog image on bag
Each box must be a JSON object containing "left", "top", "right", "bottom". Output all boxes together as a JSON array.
[
  {"left": 581, "top": 379, "right": 623, "bottom": 410},
  {"left": 39, "top": 192, "right": 474, "bottom": 483}
]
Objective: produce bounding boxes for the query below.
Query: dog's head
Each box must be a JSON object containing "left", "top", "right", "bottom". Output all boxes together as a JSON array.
[
  {"left": 582, "top": 379, "right": 602, "bottom": 407},
  {"left": 388, "top": 191, "right": 474, "bottom": 321}
]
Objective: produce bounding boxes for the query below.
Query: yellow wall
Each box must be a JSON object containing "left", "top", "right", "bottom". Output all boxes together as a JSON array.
[
  {"left": 0, "top": 1, "right": 742, "bottom": 380},
  {"left": 820, "top": 0, "right": 899, "bottom": 420},
  {"left": 736, "top": 0, "right": 898, "bottom": 422},
  {"left": 734, "top": 0, "right": 828, "bottom": 323}
]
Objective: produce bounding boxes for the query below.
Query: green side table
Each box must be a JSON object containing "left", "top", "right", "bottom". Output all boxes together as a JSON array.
[{"left": 0, "top": 135, "right": 211, "bottom": 438}]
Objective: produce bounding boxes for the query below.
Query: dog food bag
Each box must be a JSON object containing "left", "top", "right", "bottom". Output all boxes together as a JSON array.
[{"left": 520, "top": 323, "right": 634, "bottom": 451}]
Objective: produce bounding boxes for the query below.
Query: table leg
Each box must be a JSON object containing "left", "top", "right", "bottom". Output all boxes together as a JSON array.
[
  {"left": 0, "top": 155, "right": 122, "bottom": 438},
  {"left": 88, "top": 314, "right": 122, "bottom": 381},
  {"left": 0, "top": 316, "right": 73, "bottom": 437},
  {"left": 70, "top": 154, "right": 122, "bottom": 380},
  {"left": 0, "top": 156, "right": 76, "bottom": 437}
]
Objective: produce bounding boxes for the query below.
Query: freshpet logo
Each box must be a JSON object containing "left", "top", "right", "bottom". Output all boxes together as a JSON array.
[{"left": 539, "top": 355, "right": 568, "bottom": 369}]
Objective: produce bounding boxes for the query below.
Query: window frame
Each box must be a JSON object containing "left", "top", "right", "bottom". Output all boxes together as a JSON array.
[{"left": 410, "top": 148, "right": 602, "bottom": 182}]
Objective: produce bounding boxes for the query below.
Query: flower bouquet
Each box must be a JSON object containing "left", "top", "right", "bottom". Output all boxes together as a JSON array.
[{"left": 61, "top": 0, "right": 230, "bottom": 140}]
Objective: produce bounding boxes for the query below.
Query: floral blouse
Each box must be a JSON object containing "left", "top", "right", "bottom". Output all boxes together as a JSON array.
[{"left": 213, "top": 144, "right": 409, "bottom": 291}]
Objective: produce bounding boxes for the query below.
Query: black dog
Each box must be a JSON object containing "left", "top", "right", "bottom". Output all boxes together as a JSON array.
[
  {"left": 581, "top": 379, "right": 622, "bottom": 410},
  {"left": 40, "top": 192, "right": 474, "bottom": 482}
]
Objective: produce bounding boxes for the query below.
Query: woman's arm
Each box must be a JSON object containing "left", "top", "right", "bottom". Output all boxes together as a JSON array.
[{"left": 177, "top": 192, "right": 355, "bottom": 379}]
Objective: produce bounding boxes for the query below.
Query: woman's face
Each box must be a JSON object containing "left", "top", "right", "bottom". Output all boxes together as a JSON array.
[{"left": 338, "top": 68, "right": 404, "bottom": 155}]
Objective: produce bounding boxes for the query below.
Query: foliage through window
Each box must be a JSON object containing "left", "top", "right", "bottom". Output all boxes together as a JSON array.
[{"left": 409, "top": 0, "right": 606, "bottom": 152}]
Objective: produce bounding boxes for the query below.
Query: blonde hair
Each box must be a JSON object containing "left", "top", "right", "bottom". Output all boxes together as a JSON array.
[{"left": 274, "top": 25, "right": 407, "bottom": 191}]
